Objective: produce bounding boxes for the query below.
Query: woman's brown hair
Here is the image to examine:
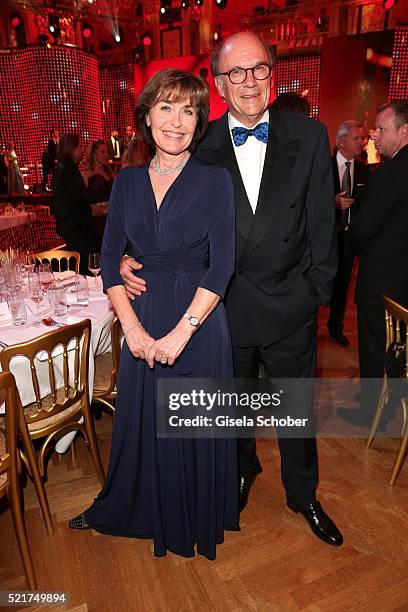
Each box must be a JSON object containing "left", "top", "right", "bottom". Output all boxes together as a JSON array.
[
  {"left": 84, "top": 139, "right": 113, "bottom": 176},
  {"left": 57, "top": 133, "right": 80, "bottom": 161},
  {"left": 135, "top": 68, "right": 209, "bottom": 153}
]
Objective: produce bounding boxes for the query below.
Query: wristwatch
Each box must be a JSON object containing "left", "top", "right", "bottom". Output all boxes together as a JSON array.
[{"left": 183, "top": 311, "right": 200, "bottom": 328}]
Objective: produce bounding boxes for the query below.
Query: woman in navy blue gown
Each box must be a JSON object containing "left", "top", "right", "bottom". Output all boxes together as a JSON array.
[{"left": 69, "top": 69, "right": 239, "bottom": 559}]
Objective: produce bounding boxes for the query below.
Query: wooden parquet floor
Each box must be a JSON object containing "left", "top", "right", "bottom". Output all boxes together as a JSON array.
[{"left": 1, "top": 286, "right": 408, "bottom": 612}]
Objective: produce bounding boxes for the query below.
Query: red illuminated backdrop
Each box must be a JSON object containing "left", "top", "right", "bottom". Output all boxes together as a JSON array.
[
  {"left": 99, "top": 64, "right": 135, "bottom": 139},
  {"left": 0, "top": 45, "right": 102, "bottom": 173},
  {"left": 389, "top": 26, "right": 408, "bottom": 100},
  {"left": 274, "top": 54, "right": 321, "bottom": 119}
]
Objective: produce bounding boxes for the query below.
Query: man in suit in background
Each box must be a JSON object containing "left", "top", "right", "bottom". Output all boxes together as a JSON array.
[
  {"left": 107, "top": 128, "right": 124, "bottom": 162},
  {"left": 327, "top": 121, "right": 371, "bottom": 346},
  {"left": 41, "top": 127, "right": 59, "bottom": 191},
  {"left": 124, "top": 125, "right": 136, "bottom": 148},
  {"left": 120, "top": 32, "right": 342, "bottom": 547},
  {"left": 338, "top": 100, "right": 408, "bottom": 425}
]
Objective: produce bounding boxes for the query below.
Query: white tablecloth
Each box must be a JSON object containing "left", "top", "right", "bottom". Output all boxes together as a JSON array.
[
  {"left": 0, "top": 212, "right": 31, "bottom": 231},
  {"left": 0, "top": 276, "right": 115, "bottom": 452}
]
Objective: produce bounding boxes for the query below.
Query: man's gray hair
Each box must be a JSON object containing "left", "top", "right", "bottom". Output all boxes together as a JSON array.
[
  {"left": 210, "top": 33, "right": 275, "bottom": 77},
  {"left": 336, "top": 120, "right": 363, "bottom": 146},
  {"left": 378, "top": 99, "right": 408, "bottom": 129}
]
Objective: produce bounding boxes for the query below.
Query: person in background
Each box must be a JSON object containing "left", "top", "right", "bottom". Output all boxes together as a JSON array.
[
  {"left": 5, "top": 141, "right": 24, "bottom": 194},
  {"left": 107, "top": 128, "right": 124, "bottom": 162},
  {"left": 41, "top": 128, "right": 59, "bottom": 191},
  {"left": 338, "top": 100, "right": 408, "bottom": 426},
  {"left": 82, "top": 139, "right": 114, "bottom": 251},
  {"left": 0, "top": 147, "right": 7, "bottom": 195},
  {"left": 53, "top": 134, "right": 93, "bottom": 274},
  {"left": 124, "top": 124, "right": 136, "bottom": 147},
  {"left": 327, "top": 120, "right": 370, "bottom": 347},
  {"left": 121, "top": 135, "right": 148, "bottom": 167},
  {"left": 271, "top": 91, "right": 311, "bottom": 116}
]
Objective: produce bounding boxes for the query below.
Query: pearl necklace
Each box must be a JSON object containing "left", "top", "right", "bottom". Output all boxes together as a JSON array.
[{"left": 151, "top": 155, "right": 189, "bottom": 175}]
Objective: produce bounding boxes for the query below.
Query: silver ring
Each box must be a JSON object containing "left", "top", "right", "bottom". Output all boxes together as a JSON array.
[{"left": 161, "top": 358, "right": 167, "bottom": 364}]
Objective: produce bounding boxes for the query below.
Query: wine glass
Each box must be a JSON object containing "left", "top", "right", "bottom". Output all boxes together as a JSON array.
[
  {"left": 29, "top": 273, "right": 43, "bottom": 326},
  {"left": 39, "top": 263, "right": 53, "bottom": 293},
  {"left": 88, "top": 253, "right": 101, "bottom": 290}
]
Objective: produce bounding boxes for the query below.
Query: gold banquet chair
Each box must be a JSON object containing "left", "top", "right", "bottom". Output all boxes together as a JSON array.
[
  {"left": 366, "top": 295, "right": 408, "bottom": 485},
  {"left": 92, "top": 317, "right": 122, "bottom": 415},
  {"left": 34, "top": 250, "right": 80, "bottom": 274},
  {"left": 0, "top": 321, "right": 105, "bottom": 523},
  {"left": 0, "top": 371, "right": 37, "bottom": 590}
]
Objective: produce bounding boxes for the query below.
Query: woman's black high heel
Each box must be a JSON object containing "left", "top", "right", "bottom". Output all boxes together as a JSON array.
[{"left": 68, "top": 513, "right": 91, "bottom": 530}]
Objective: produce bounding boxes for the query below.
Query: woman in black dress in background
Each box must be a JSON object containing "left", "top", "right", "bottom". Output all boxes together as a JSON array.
[
  {"left": 69, "top": 69, "right": 239, "bottom": 559},
  {"left": 53, "top": 134, "right": 93, "bottom": 274},
  {"left": 82, "top": 140, "right": 114, "bottom": 251}
]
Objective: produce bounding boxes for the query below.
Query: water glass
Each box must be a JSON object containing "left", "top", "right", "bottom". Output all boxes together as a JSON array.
[
  {"left": 49, "top": 285, "right": 68, "bottom": 316},
  {"left": 74, "top": 275, "right": 89, "bottom": 306},
  {"left": 8, "top": 290, "right": 27, "bottom": 326}
]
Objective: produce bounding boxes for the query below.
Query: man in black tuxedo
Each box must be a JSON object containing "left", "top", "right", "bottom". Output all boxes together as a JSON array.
[
  {"left": 327, "top": 121, "right": 370, "bottom": 346},
  {"left": 338, "top": 100, "right": 408, "bottom": 425},
  {"left": 120, "top": 32, "right": 342, "bottom": 546},
  {"left": 107, "top": 128, "right": 124, "bottom": 162},
  {"left": 41, "top": 128, "right": 59, "bottom": 191}
]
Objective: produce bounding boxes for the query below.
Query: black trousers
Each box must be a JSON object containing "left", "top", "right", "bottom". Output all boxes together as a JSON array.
[
  {"left": 328, "top": 230, "right": 355, "bottom": 334},
  {"left": 357, "top": 305, "right": 386, "bottom": 409},
  {"left": 233, "top": 318, "right": 318, "bottom": 505}
]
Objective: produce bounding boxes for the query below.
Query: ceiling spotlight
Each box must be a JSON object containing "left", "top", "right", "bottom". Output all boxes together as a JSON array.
[
  {"left": 181, "top": 0, "right": 190, "bottom": 8},
  {"left": 195, "top": 0, "right": 204, "bottom": 6},
  {"left": 82, "top": 23, "right": 93, "bottom": 39},
  {"left": 215, "top": 0, "right": 227, "bottom": 8},
  {"left": 142, "top": 32, "right": 152, "bottom": 46},
  {"left": 115, "top": 34, "right": 121, "bottom": 43},
  {"left": 10, "top": 12, "right": 22, "bottom": 28}
]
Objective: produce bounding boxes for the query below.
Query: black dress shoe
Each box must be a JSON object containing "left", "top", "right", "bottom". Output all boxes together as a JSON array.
[
  {"left": 68, "top": 513, "right": 91, "bottom": 530},
  {"left": 239, "top": 474, "right": 257, "bottom": 513},
  {"left": 328, "top": 330, "right": 349, "bottom": 347},
  {"left": 287, "top": 501, "right": 343, "bottom": 546}
]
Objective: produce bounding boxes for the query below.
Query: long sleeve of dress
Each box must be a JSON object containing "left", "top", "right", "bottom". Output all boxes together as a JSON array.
[
  {"left": 101, "top": 173, "right": 128, "bottom": 291},
  {"left": 198, "top": 167, "right": 235, "bottom": 298}
]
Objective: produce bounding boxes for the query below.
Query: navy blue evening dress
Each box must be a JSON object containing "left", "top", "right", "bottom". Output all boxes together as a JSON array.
[{"left": 84, "top": 156, "right": 240, "bottom": 559}]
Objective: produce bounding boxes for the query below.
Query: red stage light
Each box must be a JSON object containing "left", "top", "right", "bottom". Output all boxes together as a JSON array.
[
  {"left": 11, "top": 16, "right": 21, "bottom": 28},
  {"left": 383, "top": 0, "right": 396, "bottom": 9},
  {"left": 142, "top": 34, "right": 152, "bottom": 46},
  {"left": 82, "top": 26, "right": 93, "bottom": 39}
]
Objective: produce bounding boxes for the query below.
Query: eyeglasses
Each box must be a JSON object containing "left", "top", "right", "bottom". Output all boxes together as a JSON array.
[{"left": 216, "top": 63, "right": 272, "bottom": 85}]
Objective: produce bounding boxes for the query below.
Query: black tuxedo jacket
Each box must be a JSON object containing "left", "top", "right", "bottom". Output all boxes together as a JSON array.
[
  {"left": 107, "top": 137, "right": 124, "bottom": 161},
  {"left": 349, "top": 144, "right": 408, "bottom": 309},
  {"left": 47, "top": 139, "right": 58, "bottom": 169},
  {"left": 197, "top": 109, "right": 337, "bottom": 346},
  {"left": 332, "top": 156, "right": 371, "bottom": 227}
]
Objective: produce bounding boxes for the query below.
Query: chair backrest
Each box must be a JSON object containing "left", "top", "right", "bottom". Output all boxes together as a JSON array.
[
  {"left": 34, "top": 249, "right": 80, "bottom": 273},
  {"left": 0, "top": 321, "right": 91, "bottom": 429},
  {"left": 0, "top": 371, "right": 19, "bottom": 494},
  {"left": 107, "top": 317, "right": 121, "bottom": 395},
  {"left": 383, "top": 295, "right": 408, "bottom": 378}
]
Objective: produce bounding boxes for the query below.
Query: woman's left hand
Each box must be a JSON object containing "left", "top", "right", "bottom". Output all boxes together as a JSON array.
[{"left": 149, "top": 324, "right": 194, "bottom": 366}]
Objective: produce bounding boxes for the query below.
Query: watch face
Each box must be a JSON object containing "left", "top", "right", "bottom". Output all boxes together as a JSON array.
[{"left": 190, "top": 317, "right": 199, "bottom": 326}]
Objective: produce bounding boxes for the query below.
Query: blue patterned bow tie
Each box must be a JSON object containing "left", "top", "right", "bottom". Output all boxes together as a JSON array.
[{"left": 231, "top": 122, "right": 269, "bottom": 147}]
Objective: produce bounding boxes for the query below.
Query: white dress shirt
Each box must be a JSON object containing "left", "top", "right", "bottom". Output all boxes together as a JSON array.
[
  {"left": 229, "top": 110, "right": 269, "bottom": 214},
  {"left": 111, "top": 136, "right": 120, "bottom": 159}
]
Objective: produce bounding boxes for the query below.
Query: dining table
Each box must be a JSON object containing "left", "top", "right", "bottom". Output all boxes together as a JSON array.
[
  {"left": 0, "top": 211, "right": 34, "bottom": 231},
  {"left": 0, "top": 274, "right": 115, "bottom": 453}
]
